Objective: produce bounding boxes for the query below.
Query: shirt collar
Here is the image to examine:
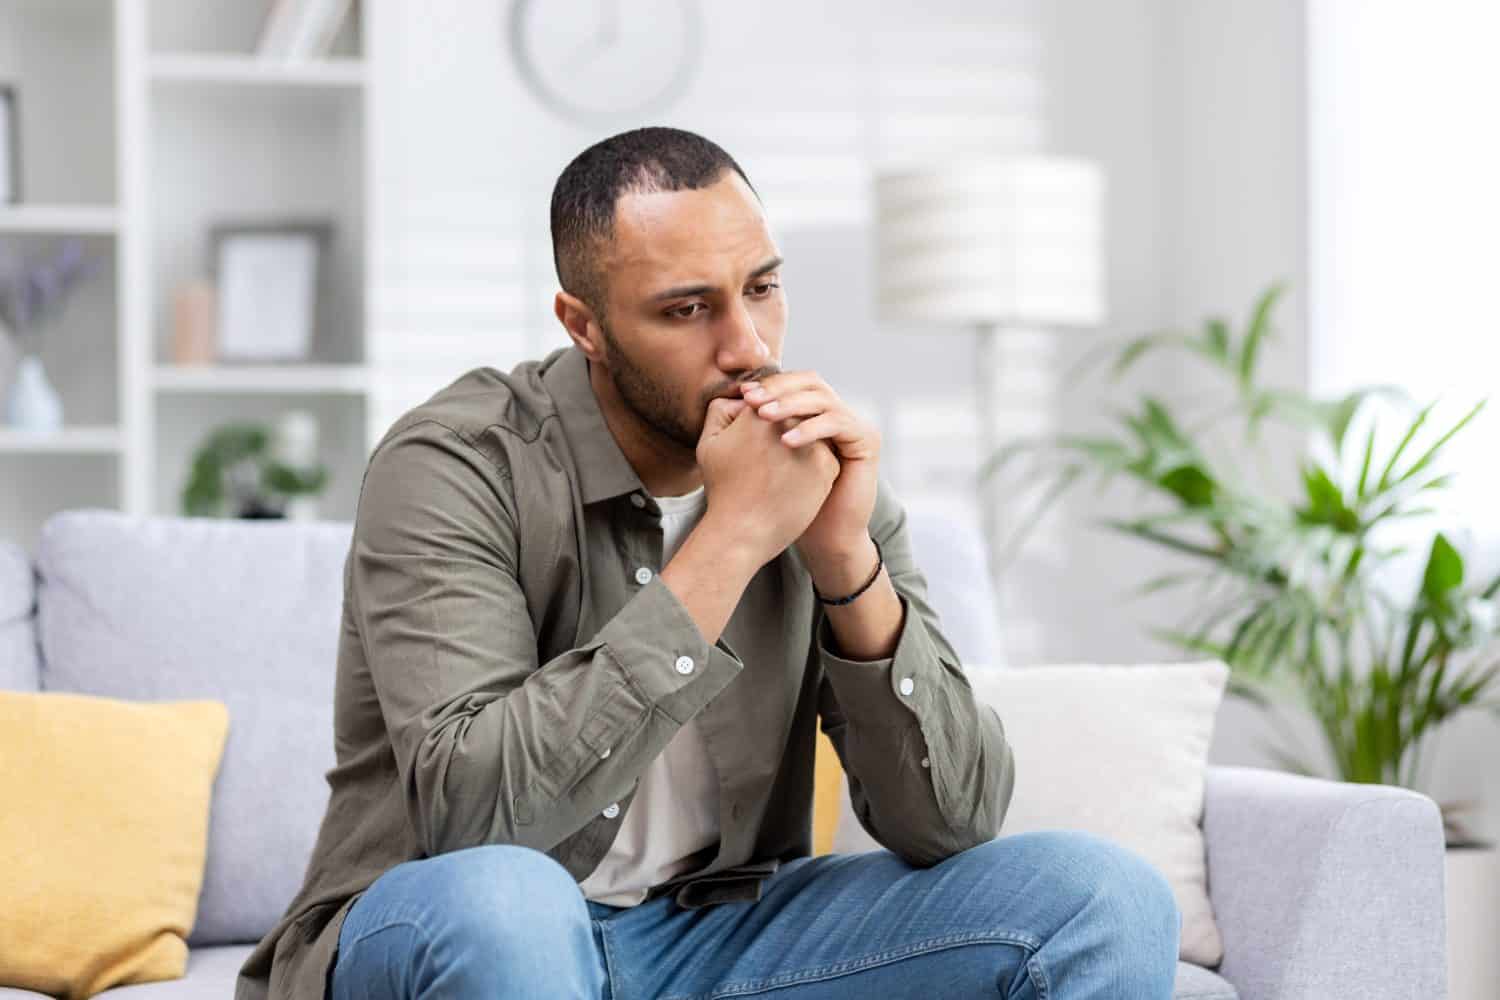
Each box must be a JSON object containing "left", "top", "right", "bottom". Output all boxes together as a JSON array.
[{"left": 542, "top": 344, "right": 648, "bottom": 506}]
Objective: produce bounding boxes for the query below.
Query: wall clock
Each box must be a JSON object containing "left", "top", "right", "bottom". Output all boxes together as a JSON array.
[{"left": 508, "top": 0, "right": 701, "bottom": 125}]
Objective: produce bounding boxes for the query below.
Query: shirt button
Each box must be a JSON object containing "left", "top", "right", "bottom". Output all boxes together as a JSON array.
[
  {"left": 920, "top": 757, "right": 930, "bottom": 768},
  {"left": 675, "top": 655, "right": 695, "bottom": 675},
  {"left": 599, "top": 746, "right": 611, "bottom": 759},
  {"left": 898, "top": 676, "right": 915, "bottom": 696},
  {"left": 635, "top": 566, "right": 653, "bottom": 585},
  {"left": 602, "top": 802, "right": 620, "bottom": 819},
  {"left": 630, "top": 493, "right": 646, "bottom": 508}
]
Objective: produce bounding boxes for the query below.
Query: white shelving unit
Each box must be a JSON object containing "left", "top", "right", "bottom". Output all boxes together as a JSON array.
[
  {"left": 148, "top": 52, "right": 366, "bottom": 87},
  {"left": 0, "top": 205, "right": 120, "bottom": 234},
  {"left": 153, "top": 363, "right": 371, "bottom": 394},
  {"left": 0, "top": 0, "right": 122, "bottom": 548},
  {"left": 0, "top": 426, "right": 123, "bottom": 453},
  {"left": 0, "top": 0, "right": 371, "bottom": 550}
]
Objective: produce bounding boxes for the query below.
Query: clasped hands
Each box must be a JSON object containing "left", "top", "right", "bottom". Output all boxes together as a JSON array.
[{"left": 727, "top": 371, "right": 881, "bottom": 573}]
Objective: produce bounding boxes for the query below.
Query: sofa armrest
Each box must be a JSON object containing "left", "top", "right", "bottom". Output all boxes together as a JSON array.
[{"left": 1202, "top": 764, "right": 1446, "bottom": 1000}]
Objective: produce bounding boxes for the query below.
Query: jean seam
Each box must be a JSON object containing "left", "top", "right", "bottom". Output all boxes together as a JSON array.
[
  {"left": 333, "top": 918, "right": 430, "bottom": 998},
  {"left": 597, "top": 915, "right": 622, "bottom": 999},
  {"left": 660, "top": 929, "right": 1042, "bottom": 1000},
  {"left": 342, "top": 918, "right": 429, "bottom": 953},
  {"left": 1027, "top": 950, "right": 1051, "bottom": 1000}
]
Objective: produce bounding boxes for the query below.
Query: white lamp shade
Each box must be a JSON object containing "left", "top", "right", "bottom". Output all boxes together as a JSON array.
[{"left": 874, "top": 157, "right": 1106, "bottom": 327}]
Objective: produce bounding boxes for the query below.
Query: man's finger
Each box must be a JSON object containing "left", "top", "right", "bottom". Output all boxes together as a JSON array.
[{"left": 703, "top": 396, "right": 748, "bottom": 435}]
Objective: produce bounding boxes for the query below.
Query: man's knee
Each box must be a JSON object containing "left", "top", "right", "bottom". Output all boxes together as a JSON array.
[
  {"left": 1016, "top": 831, "right": 1179, "bottom": 947},
  {"left": 423, "top": 844, "right": 589, "bottom": 950},
  {"left": 346, "top": 842, "right": 594, "bottom": 990},
  {"left": 959, "top": 832, "right": 1181, "bottom": 951}
]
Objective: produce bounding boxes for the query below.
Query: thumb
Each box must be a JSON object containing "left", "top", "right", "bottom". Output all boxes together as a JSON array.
[{"left": 702, "top": 396, "right": 749, "bottom": 437}]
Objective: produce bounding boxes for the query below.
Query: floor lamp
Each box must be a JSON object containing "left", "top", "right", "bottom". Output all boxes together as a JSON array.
[{"left": 874, "top": 157, "right": 1106, "bottom": 582}]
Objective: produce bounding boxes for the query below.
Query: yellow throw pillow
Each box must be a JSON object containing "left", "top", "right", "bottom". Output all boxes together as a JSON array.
[
  {"left": 0, "top": 691, "right": 229, "bottom": 1000},
  {"left": 812, "top": 724, "right": 843, "bottom": 855}
]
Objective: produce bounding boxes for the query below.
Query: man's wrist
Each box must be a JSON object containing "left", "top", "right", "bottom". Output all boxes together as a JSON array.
[
  {"left": 802, "top": 534, "right": 879, "bottom": 598},
  {"left": 694, "top": 510, "right": 770, "bottom": 578}
]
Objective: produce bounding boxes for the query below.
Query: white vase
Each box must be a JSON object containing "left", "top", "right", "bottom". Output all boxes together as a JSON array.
[
  {"left": 4, "top": 354, "right": 64, "bottom": 431},
  {"left": 272, "top": 410, "right": 322, "bottom": 522}
]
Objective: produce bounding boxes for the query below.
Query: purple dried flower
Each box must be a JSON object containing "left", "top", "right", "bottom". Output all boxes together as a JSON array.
[{"left": 0, "top": 238, "right": 102, "bottom": 344}]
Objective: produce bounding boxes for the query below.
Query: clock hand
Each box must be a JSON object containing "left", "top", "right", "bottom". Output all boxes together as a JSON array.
[{"left": 599, "top": 0, "right": 618, "bottom": 48}]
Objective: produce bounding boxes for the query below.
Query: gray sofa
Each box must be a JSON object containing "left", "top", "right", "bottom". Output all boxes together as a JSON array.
[{"left": 0, "top": 508, "right": 1447, "bottom": 999}]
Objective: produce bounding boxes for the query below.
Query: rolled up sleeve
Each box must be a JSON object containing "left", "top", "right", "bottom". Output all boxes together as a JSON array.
[
  {"left": 815, "top": 479, "right": 1015, "bottom": 867},
  {"left": 351, "top": 421, "right": 743, "bottom": 858}
]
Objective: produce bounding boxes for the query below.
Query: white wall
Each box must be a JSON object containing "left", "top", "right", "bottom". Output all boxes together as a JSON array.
[
  {"left": 364, "top": 0, "right": 1308, "bottom": 662},
  {"left": 364, "top": 0, "right": 1293, "bottom": 672},
  {"left": 1035, "top": 0, "right": 1307, "bottom": 648},
  {"left": 1308, "top": 0, "right": 1500, "bottom": 840},
  {"left": 1039, "top": 0, "right": 1321, "bottom": 777},
  {"left": 1044, "top": 0, "right": 1498, "bottom": 838},
  {"left": 365, "top": 0, "right": 1052, "bottom": 445},
  {"left": 366, "top": 1, "right": 1500, "bottom": 828}
]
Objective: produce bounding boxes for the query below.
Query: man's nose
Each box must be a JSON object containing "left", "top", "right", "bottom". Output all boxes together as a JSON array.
[{"left": 717, "top": 301, "right": 770, "bottom": 372}]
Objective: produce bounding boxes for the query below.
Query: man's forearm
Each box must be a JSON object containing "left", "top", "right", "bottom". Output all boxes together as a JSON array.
[
  {"left": 803, "top": 534, "right": 903, "bottom": 661},
  {"left": 659, "top": 514, "right": 764, "bottom": 646}
]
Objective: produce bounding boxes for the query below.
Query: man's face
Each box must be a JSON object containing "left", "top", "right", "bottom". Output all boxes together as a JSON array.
[{"left": 593, "top": 170, "right": 786, "bottom": 450}]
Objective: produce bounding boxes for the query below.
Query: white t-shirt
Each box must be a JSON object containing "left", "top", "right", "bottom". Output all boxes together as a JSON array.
[{"left": 578, "top": 483, "right": 723, "bottom": 906}]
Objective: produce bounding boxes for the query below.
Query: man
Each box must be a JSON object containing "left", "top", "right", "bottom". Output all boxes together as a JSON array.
[{"left": 236, "top": 126, "right": 1181, "bottom": 1000}]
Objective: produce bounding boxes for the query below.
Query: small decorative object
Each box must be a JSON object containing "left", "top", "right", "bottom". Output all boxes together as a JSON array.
[
  {"left": 269, "top": 409, "right": 323, "bottom": 521},
  {"left": 4, "top": 355, "right": 62, "bottom": 431},
  {"left": 988, "top": 282, "right": 1500, "bottom": 843},
  {"left": 0, "top": 84, "right": 18, "bottom": 204},
  {"left": 209, "top": 220, "right": 330, "bottom": 363},
  {"left": 181, "top": 416, "right": 330, "bottom": 519},
  {"left": 256, "top": 0, "right": 355, "bottom": 60},
  {"left": 170, "top": 280, "right": 217, "bottom": 364},
  {"left": 0, "top": 238, "right": 103, "bottom": 429}
]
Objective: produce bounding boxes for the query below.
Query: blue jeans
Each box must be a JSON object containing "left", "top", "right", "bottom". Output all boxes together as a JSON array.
[{"left": 330, "top": 831, "right": 1182, "bottom": 999}]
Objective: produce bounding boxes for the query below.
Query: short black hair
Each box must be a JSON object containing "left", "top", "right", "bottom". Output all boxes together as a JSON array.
[{"left": 550, "top": 126, "right": 759, "bottom": 324}]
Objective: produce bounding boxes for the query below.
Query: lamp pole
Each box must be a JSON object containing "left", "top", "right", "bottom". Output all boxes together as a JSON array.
[{"left": 975, "top": 320, "right": 1001, "bottom": 579}]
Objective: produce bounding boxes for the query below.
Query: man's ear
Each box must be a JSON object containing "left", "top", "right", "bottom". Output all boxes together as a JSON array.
[{"left": 553, "top": 290, "right": 605, "bottom": 362}]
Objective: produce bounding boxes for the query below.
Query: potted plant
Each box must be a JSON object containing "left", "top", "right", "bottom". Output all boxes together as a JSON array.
[
  {"left": 182, "top": 416, "right": 330, "bottom": 520},
  {"left": 983, "top": 282, "right": 1500, "bottom": 847}
]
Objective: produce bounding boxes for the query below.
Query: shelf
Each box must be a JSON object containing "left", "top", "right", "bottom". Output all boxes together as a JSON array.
[
  {"left": 0, "top": 205, "right": 119, "bottom": 234},
  {"left": 153, "top": 364, "right": 370, "bottom": 394},
  {"left": 0, "top": 426, "right": 123, "bottom": 454},
  {"left": 0, "top": 1, "right": 371, "bottom": 547},
  {"left": 148, "top": 54, "right": 365, "bottom": 89}
]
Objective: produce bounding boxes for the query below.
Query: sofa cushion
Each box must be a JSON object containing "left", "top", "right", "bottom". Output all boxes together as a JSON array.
[
  {"left": 903, "top": 498, "right": 1004, "bottom": 665},
  {"left": 0, "top": 691, "right": 228, "bottom": 997},
  {"left": 0, "top": 540, "right": 39, "bottom": 692},
  {"left": 35, "top": 510, "right": 352, "bottom": 947},
  {"left": 833, "top": 660, "right": 1228, "bottom": 968},
  {"left": 1174, "top": 961, "right": 1238, "bottom": 999}
]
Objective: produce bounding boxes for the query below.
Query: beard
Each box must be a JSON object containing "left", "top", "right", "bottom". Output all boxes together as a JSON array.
[{"left": 599, "top": 321, "right": 705, "bottom": 451}]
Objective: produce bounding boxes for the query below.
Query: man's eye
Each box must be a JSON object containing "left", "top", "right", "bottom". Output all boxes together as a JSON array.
[{"left": 668, "top": 283, "right": 779, "bottom": 319}]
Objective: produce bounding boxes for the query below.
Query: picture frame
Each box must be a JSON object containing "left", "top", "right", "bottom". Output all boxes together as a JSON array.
[
  {"left": 208, "top": 220, "right": 332, "bottom": 363},
  {"left": 0, "top": 84, "right": 19, "bottom": 204}
]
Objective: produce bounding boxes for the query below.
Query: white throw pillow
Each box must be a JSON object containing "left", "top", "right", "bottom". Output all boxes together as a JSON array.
[{"left": 832, "top": 660, "right": 1228, "bottom": 967}]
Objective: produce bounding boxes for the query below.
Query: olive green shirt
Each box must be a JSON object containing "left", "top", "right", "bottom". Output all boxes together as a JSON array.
[{"left": 235, "top": 344, "right": 1016, "bottom": 1000}]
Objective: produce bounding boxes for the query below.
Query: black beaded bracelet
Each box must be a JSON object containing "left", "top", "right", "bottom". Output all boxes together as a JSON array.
[{"left": 813, "top": 538, "right": 883, "bottom": 606}]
